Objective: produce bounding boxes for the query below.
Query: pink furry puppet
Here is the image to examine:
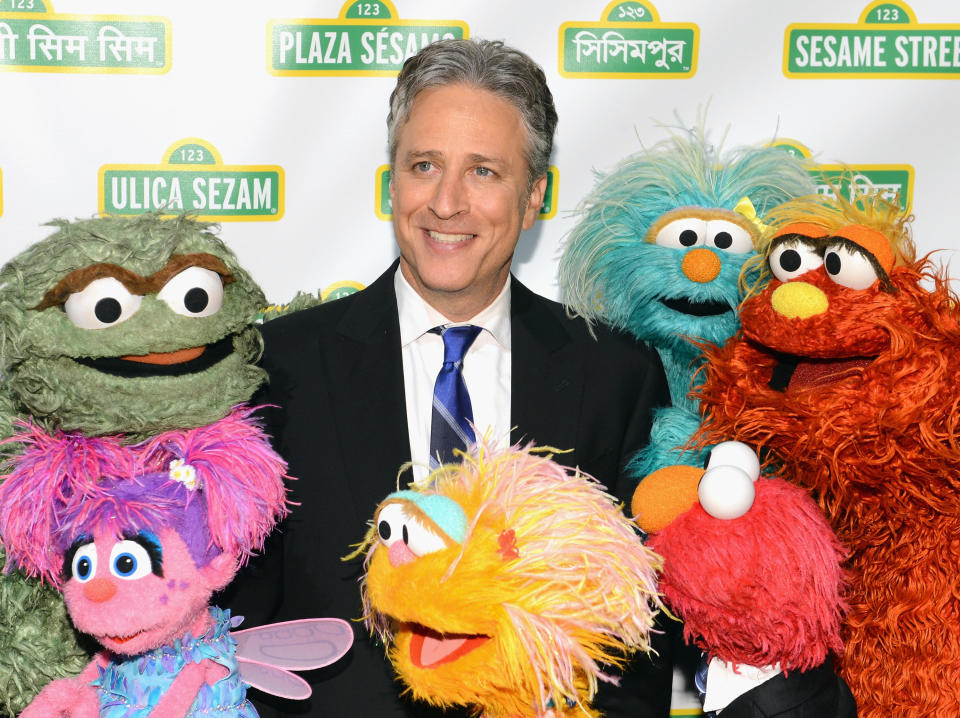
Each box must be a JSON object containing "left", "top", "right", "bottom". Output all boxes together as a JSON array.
[
  {"left": 632, "top": 442, "right": 856, "bottom": 717},
  {"left": 0, "top": 407, "right": 353, "bottom": 717}
]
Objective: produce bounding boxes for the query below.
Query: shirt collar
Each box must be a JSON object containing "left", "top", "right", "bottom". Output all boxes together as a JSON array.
[{"left": 395, "top": 266, "right": 511, "bottom": 349}]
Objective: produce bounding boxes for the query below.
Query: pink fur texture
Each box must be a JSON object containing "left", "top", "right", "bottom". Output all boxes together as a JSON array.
[
  {"left": 63, "top": 529, "right": 234, "bottom": 656},
  {"left": 0, "top": 406, "right": 288, "bottom": 585},
  {"left": 649, "top": 477, "right": 847, "bottom": 671}
]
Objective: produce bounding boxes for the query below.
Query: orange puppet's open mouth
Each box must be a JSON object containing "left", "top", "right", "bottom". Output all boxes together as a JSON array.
[{"left": 407, "top": 624, "right": 490, "bottom": 669}]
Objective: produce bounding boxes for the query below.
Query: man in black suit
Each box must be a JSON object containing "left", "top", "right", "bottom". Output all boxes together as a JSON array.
[{"left": 225, "top": 38, "right": 672, "bottom": 717}]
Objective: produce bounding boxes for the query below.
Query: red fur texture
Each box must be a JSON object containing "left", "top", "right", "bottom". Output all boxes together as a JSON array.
[
  {"left": 696, "top": 258, "right": 960, "bottom": 716},
  {"left": 649, "top": 477, "right": 846, "bottom": 672}
]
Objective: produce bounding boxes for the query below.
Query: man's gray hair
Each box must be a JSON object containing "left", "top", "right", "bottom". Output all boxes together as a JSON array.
[{"left": 387, "top": 38, "right": 558, "bottom": 189}]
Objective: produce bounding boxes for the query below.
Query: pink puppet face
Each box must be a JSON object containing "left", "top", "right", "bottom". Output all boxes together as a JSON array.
[{"left": 62, "top": 527, "right": 234, "bottom": 656}]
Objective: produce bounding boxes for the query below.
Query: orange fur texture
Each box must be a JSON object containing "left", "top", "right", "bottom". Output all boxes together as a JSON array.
[{"left": 696, "top": 197, "right": 960, "bottom": 717}]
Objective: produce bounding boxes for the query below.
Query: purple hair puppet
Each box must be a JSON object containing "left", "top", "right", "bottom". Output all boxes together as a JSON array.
[{"left": 0, "top": 407, "right": 353, "bottom": 717}]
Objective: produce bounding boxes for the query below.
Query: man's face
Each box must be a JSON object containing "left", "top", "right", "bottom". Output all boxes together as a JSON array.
[{"left": 390, "top": 83, "right": 546, "bottom": 319}]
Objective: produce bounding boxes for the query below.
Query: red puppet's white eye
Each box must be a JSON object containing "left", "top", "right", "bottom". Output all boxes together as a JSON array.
[
  {"left": 698, "top": 441, "right": 760, "bottom": 519},
  {"left": 823, "top": 243, "right": 879, "bottom": 290},
  {"left": 769, "top": 241, "right": 823, "bottom": 282}
]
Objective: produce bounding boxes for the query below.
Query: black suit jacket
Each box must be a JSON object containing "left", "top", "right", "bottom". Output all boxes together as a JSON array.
[
  {"left": 718, "top": 660, "right": 857, "bottom": 718},
  {"left": 224, "top": 262, "right": 672, "bottom": 717}
]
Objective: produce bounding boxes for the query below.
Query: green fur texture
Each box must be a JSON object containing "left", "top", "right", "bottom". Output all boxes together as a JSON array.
[
  {"left": 0, "top": 214, "right": 269, "bottom": 712},
  {"left": 0, "top": 214, "right": 267, "bottom": 437},
  {"left": 0, "top": 548, "right": 90, "bottom": 717}
]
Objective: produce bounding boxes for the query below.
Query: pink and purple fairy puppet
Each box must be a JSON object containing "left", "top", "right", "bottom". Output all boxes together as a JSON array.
[{"left": 0, "top": 410, "right": 353, "bottom": 717}]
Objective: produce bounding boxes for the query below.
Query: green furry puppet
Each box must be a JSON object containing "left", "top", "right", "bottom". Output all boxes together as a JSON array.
[
  {"left": 560, "top": 123, "right": 814, "bottom": 477},
  {"left": 0, "top": 213, "right": 268, "bottom": 714}
]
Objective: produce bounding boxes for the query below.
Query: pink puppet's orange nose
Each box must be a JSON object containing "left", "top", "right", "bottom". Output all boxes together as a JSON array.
[
  {"left": 681, "top": 248, "right": 722, "bottom": 283},
  {"left": 83, "top": 577, "right": 117, "bottom": 603}
]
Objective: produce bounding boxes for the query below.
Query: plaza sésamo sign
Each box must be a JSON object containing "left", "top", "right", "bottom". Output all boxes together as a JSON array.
[{"left": 268, "top": 0, "right": 466, "bottom": 76}]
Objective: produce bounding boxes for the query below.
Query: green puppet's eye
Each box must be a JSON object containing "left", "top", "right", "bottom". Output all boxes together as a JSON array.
[
  {"left": 157, "top": 266, "right": 225, "bottom": 318},
  {"left": 63, "top": 277, "right": 143, "bottom": 330}
]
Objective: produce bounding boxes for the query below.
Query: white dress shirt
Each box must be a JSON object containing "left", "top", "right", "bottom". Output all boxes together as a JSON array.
[
  {"left": 395, "top": 268, "right": 512, "bottom": 481},
  {"left": 703, "top": 658, "right": 782, "bottom": 713}
]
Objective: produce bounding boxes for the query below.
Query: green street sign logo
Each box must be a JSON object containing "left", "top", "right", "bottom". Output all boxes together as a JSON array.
[
  {"left": 374, "top": 165, "right": 559, "bottom": 221},
  {"left": 559, "top": 0, "right": 698, "bottom": 78},
  {"left": 774, "top": 140, "right": 914, "bottom": 211},
  {"left": 268, "top": 0, "right": 467, "bottom": 76},
  {"left": 0, "top": 0, "right": 169, "bottom": 73},
  {"left": 322, "top": 280, "right": 365, "bottom": 301},
  {"left": 784, "top": 0, "right": 960, "bottom": 78},
  {"left": 99, "top": 139, "right": 284, "bottom": 221}
]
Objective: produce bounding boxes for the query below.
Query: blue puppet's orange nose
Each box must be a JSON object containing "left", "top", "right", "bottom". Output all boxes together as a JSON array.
[{"left": 681, "top": 248, "right": 722, "bottom": 283}]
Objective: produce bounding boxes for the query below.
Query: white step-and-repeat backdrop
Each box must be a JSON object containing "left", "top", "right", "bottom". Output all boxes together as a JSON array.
[{"left": 1, "top": 0, "right": 958, "bottom": 713}]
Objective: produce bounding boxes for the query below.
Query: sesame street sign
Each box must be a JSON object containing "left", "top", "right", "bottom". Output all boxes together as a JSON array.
[
  {"left": 0, "top": 0, "right": 169, "bottom": 73},
  {"left": 98, "top": 139, "right": 284, "bottom": 221},
  {"left": 784, "top": 0, "right": 960, "bottom": 77},
  {"left": 558, "top": 0, "right": 698, "bottom": 78},
  {"left": 268, "top": 0, "right": 467, "bottom": 76}
]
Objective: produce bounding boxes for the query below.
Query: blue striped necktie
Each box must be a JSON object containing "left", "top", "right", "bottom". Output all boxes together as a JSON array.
[{"left": 429, "top": 324, "right": 482, "bottom": 467}]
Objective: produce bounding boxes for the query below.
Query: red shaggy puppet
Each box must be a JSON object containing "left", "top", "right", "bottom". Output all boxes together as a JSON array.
[
  {"left": 695, "top": 190, "right": 960, "bottom": 717},
  {"left": 633, "top": 441, "right": 854, "bottom": 717}
]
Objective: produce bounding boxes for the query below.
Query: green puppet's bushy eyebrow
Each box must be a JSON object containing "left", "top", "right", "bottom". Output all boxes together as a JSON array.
[{"left": 32, "top": 253, "right": 236, "bottom": 311}]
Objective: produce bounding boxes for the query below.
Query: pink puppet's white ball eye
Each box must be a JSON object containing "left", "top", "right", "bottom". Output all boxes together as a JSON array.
[
  {"left": 698, "top": 465, "right": 756, "bottom": 520},
  {"left": 704, "top": 441, "right": 760, "bottom": 482}
]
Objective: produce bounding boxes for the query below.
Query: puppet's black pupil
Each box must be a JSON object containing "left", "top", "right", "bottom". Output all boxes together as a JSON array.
[
  {"left": 378, "top": 521, "right": 391, "bottom": 541},
  {"left": 714, "top": 232, "right": 732, "bottom": 249},
  {"left": 76, "top": 557, "right": 91, "bottom": 578},
  {"left": 402, "top": 525, "right": 409, "bottom": 544},
  {"left": 116, "top": 555, "right": 134, "bottom": 574},
  {"left": 679, "top": 229, "right": 698, "bottom": 246},
  {"left": 184, "top": 288, "right": 209, "bottom": 313},
  {"left": 95, "top": 298, "right": 122, "bottom": 324},
  {"left": 779, "top": 249, "right": 802, "bottom": 272},
  {"left": 825, "top": 253, "right": 841, "bottom": 275}
]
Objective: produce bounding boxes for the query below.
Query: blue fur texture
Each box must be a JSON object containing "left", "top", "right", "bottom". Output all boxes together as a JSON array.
[{"left": 560, "top": 123, "right": 814, "bottom": 477}]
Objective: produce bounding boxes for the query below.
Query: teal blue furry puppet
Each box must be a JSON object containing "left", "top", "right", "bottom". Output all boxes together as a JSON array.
[
  {"left": 0, "top": 214, "right": 269, "bottom": 715},
  {"left": 559, "top": 124, "right": 813, "bottom": 477}
]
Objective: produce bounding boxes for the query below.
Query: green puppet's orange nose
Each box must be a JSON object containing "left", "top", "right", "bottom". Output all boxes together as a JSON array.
[
  {"left": 681, "top": 248, "right": 722, "bottom": 283},
  {"left": 771, "top": 282, "right": 829, "bottom": 319}
]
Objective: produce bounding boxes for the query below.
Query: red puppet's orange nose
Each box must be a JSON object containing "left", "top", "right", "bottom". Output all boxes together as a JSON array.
[
  {"left": 681, "top": 248, "right": 722, "bottom": 283},
  {"left": 632, "top": 464, "right": 704, "bottom": 534},
  {"left": 83, "top": 577, "right": 117, "bottom": 603}
]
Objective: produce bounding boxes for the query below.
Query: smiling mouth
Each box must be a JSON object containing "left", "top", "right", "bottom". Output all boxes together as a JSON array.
[
  {"left": 406, "top": 624, "right": 490, "bottom": 668},
  {"left": 103, "top": 630, "right": 145, "bottom": 645},
  {"left": 659, "top": 297, "right": 731, "bottom": 317},
  {"left": 428, "top": 230, "right": 475, "bottom": 244},
  {"left": 73, "top": 335, "right": 235, "bottom": 378}
]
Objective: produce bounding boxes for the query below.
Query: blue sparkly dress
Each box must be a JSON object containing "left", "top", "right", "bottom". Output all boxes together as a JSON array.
[{"left": 92, "top": 607, "right": 258, "bottom": 718}]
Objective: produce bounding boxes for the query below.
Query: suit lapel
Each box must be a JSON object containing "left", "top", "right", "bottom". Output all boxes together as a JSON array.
[
  {"left": 509, "top": 277, "right": 584, "bottom": 462},
  {"left": 322, "top": 262, "right": 412, "bottom": 519}
]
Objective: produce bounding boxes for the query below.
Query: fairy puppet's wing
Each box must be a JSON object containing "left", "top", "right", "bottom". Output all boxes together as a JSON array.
[{"left": 235, "top": 618, "right": 354, "bottom": 699}]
